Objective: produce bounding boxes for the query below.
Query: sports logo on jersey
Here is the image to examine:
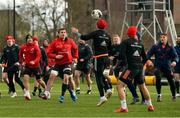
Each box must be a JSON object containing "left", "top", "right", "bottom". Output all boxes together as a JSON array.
[
  {"left": 100, "top": 41, "right": 107, "bottom": 46},
  {"left": 133, "top": 50, "right": 140, "bottom": 56},
  {"left": 80, "top": 47, "right": 85, "bottom": 50}
]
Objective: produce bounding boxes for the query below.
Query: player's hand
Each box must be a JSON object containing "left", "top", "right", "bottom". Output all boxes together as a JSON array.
[
  {"left": 55, "top": 55, "right": 63, "bottom": 59},
  {"left": 79, "top": 59, "right": 84, "bottom": 62},
  {"left": 0, "top": 64, "right": 7, "bottom": 67},
  {"left": 71, "top": 27, "right": 79, "bottom": 33},
  {"left": 22, "top": 62, "right": 26, "bottom": 66},
  {"left": 73, "top": 58, "right": 78, "bottom": 63},
  {"left": 109, "top": 56, "right": 115, "bottom": 60},
  {"left": 29, "top": 61, "right": 35, "bottom": 65},
  {"left": 171, "top": 61, "right": 176, "bottom": 67},
  {"left": 146, "top": 60, "right": 153, "bottom": 67}
]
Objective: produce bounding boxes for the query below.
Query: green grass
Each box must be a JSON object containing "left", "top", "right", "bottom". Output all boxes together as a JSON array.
[{"left": 0, "top": 79, "right": 180, "bottom": 117}]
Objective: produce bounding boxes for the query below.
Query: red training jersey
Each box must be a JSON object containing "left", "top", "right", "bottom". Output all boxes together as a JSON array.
[
  {"left": 19, "top": 42, "right": 41, "bottom": 68},
  {"left": 44, "top": 45, "right": 55, "bottom": 67},
  {"left": 48, "top": 37, "right": 78, "bottom": 65}
]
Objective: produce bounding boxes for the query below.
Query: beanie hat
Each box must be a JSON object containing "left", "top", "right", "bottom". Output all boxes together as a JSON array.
[
  {"left": 96, "top": 19, "right": 107, "bottom": 29},
  {"left": 33, "top": 36, "right": 39, "bottom": 41},
  {"left": 5, "top": 35, "right": 14, "bottom": 40},
  {"left": 127, "top": 26, "right": 137, "bottom": 37}
]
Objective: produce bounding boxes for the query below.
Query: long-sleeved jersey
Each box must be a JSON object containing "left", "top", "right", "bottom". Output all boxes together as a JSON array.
[
  {"left": 43, "top": 44, "right": 55, "bottom": 67},
  {"left": 40, "top": 46, "right": 48, "bottom": 70},
  {"left": 48, "top": 37, "right": 78, "bottom": 65},
  {"left": 147, "top": 42, "right": 178, "bottom": 71},
  {"left": 109, "top": 44, "right": 122, "bottom": 66},
  {"left": 80, "top": 29, "right": 111, "bottom": 56},
  {"left": 119, "top": 38, "right": 147, "bottom": 70},
  {"left": 19, "top": 42, "right": 41, "bottom": 68},
  {"left": 0, "top": 44, "right": 19, "bottom": 67},
  {"left": 77, "top": 43, "right": 93, "bottom": 64}
]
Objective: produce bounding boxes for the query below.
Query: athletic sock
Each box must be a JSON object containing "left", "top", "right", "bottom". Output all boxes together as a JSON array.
[
  {"left": 121, "top": 99, "right": 127, "bottom": 109},
  {"left": 77, "top": 87, "right": 80, "bottom": 90},
  {"left": 33, "top": 87, "right": 38, "bottom": 92},
  {"left": 38, "top": 88, "right": 42, "bottom": 94},
  {"left": 157, "top": 94, "right": 161, "bottom": 97},
  {"left": 145, "top": 99, "right": 153, "bottom": 106},
  {"left": 88, "top": 86, "right": 92, "bottom": 90},
  {"left": 61, "top": 83, "right": 68, "bottom": 96}
]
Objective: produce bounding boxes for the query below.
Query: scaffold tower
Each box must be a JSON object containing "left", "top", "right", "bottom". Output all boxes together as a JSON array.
[{"left": 121, "top": 0, "right": 177, "bottom": 45}]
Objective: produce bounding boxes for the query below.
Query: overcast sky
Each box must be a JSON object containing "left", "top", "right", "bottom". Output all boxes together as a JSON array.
[{"left": 0, "top": 0, "right": 23, "bottom": 9}]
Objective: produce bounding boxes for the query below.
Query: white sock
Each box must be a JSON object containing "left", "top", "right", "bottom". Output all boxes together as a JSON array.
[
  {"left": 25, "top": 90, "right": 29, "bottom": 94},
  {"left": 157, "top": 94, "right": 161, "bottom": 97},
  {"left": 121, "top": 99, "right": 127, "bottom": 109},
  {"left": 72, "top": 90, "right": 76, "bottom": 96},
  {"left": 100, "top": 96, "right": 106, "bottom": 100},
  {"left": 107, "top": 89, "right": 112, "bottom": 93},
  {"left": 77, "top": 87, "right": 80, "bottom": 90},
  {"left": 145, "top": 99, "right": 152, "bottom": 106},
  {"left": 88, "top": 86, "right": 92, "bottom": 90},
  {"left": 45, "top": 91, "right": 50, "bottom": 96}
]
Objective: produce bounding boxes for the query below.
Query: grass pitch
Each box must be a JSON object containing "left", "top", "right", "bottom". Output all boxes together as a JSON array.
[{"left": 0, "top": 79, "right": 179, "bottom": 117}]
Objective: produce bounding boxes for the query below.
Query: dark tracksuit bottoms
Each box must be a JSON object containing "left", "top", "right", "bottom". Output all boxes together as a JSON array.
[
  {"left": 94, "top": 56, "right": 111, "bottom": 97},
  {"left": 7, "top": 65, "right": 24, "bottom": 92},
  {"left": 154, "top": 68, "right": 176, "bottom": 97}
]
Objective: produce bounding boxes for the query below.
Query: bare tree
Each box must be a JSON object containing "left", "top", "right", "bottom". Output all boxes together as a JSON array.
[{"left": 18, "top": 0, "right": 65, "bottom": 40}]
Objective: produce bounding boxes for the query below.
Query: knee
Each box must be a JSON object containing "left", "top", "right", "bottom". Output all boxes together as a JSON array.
[{"left": 63, "top": 74, "right": 70, "bottom": 84}]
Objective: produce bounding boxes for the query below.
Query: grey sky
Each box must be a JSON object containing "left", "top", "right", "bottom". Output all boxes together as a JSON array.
[{"left": 0, "top": 0, "right": 23, "bottom": 9}]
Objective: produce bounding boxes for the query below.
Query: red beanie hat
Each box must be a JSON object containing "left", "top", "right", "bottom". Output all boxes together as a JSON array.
[
  {"left": 33, "top": 36, "right": 39, "bottom": 41},
  {"left": 96, "top": 19, "right": 107, "bottom": 29},
  {"left": 127, "top": 26, "right": 137, "bottom": 37},
  {"left": 5, "top": 35, "right": 14, "bottom": 40}
]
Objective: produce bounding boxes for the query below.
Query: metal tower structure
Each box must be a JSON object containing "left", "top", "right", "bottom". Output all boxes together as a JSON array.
[{"left": 121, "top": 0, "right": 177, "bottom": 45}]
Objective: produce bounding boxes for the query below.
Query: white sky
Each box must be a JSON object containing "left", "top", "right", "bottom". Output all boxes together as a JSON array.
[{"left": 0, "top": 0, "right": 23, "bottom": 9}]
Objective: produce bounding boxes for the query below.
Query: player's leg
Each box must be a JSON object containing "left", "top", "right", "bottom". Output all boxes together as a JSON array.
[
  {"left": 174, "top": 73, "right": 180, "bottom": 97},
  {"left": 74, "top": 70, "right": 81, "bottom": 94},
  {"left": 114, "top": 79, "right": 128, "bottom": 112}
]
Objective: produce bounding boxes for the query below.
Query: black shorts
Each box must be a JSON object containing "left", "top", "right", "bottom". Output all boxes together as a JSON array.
[
  {"left": 23, "top": 67, "right": 41, "bottom": 80},
  {"left": 76, "top": 62, "right": 91, "bottom": 74},
  {"left": 51, "top": 64, "right": 72, "bottom": 79},
  {"left": 7, "top": 65, "right": 19, "bottom": 73},
  {"left": 119, "top": 68, "right": 144, "bottom": 85}
]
